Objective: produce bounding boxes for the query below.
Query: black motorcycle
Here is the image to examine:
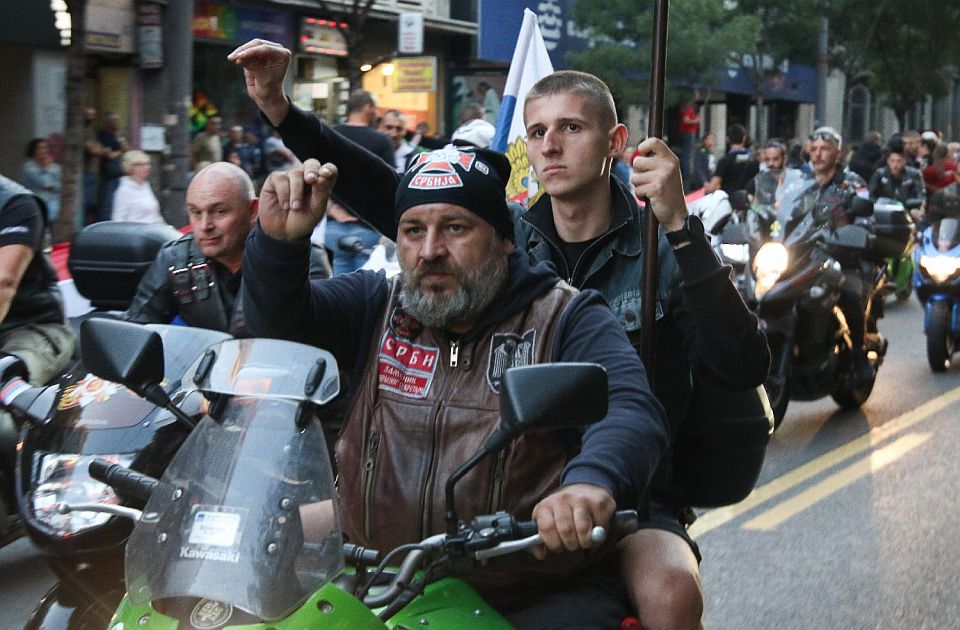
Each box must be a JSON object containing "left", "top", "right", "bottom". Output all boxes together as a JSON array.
[
  {"left": 734, "top": 177, "right": 911, "bottom": 427},
  {"left": 0, "top": 222, "right": 231, "bottom": 629}
]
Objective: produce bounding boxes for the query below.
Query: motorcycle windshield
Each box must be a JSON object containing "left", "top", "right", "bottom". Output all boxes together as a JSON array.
[
  {"left": 776, "top": 171, "right": 819, "bottom": 237},
  {"left": 181, "top": 339, "right": 340, "bottom": 405},
  {"left": 51, "top": 324, "right": 232, "bottom": 430},
  {"left": 124, "top": 397, "right": 343, "bottom": 621},
  {"left": 934, "top": 218, "right": 960, "bottom": 252}
]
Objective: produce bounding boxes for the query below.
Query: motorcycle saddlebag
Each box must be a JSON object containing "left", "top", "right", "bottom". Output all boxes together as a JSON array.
[
  {"left": 672, "top": 377, "right": 773, "bottom": 508},
  {"left": 870, "top": 203, "right": 914, "bottom": 260},
  {"left": 69, "top": 222, "right": 181, "bottom": 310}
]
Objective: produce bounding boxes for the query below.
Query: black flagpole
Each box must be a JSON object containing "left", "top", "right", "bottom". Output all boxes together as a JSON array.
[{"left": 641, "top": 0, "right": 670, "bottom": 378}]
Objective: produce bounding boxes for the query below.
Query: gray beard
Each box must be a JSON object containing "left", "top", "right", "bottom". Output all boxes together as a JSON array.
[{"left": 399, "top": 250, "right": 509, "bottom": 330}]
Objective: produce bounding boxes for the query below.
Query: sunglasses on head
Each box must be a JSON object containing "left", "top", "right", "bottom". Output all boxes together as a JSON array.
[{"left": 809, "top": 129, "right": 841, "bottom": 143}]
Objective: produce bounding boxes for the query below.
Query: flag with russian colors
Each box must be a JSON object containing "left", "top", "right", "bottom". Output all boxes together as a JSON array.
[{"left": 491, "top": 8, "right": 554, "bottom": 207}]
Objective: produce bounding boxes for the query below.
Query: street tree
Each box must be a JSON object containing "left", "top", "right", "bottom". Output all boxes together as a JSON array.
[
  {"left": 725, "top": 0, "right": 819, "bottom": 142},
  {"left": 58, "top": 0, "right": 89, "bottom": 241},
  {"left": 861, "top": 0, "right": 960, "bottom": 130}
]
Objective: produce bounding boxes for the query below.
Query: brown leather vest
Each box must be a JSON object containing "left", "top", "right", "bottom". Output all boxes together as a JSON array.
[{"left": 336, "top": 276, "right": 579, "bottom": 557}]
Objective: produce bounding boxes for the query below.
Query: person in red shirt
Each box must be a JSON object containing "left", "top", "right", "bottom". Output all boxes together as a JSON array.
[
  {"left": 678, "top": 101, "right": 700, "bottom": 186},
  {"left": 923, "top": 142, "right": 957, "bottom": 195}
]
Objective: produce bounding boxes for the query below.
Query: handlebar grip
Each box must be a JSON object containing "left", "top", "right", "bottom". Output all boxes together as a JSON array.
[
  {"left": 88, "top": 459, "right": 158, "bottom": 504},
  {"left": 514, "top": 509, "right": 640, "bottom": 541},
  {"left": 343, "top": 543, "right": 381, "bottom": 566}
]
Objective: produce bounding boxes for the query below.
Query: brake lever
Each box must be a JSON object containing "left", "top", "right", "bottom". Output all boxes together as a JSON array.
[{"left": 473, "top": 525, "right": 607, "bottom": 561}]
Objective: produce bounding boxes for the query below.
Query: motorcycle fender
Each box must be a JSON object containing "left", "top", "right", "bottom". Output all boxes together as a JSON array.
[
  {"left": 25, "top": 580, "right": 118, "bottom": 630},
  {"left": 924, "top": 298, "right": 951, "bottom": 334}
]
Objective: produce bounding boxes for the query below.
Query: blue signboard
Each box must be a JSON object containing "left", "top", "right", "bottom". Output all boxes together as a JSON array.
[{"left": 478, "top": 0, "right": 590, "bottom": 68}]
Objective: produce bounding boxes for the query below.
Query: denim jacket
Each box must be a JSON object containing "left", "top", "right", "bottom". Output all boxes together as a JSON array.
[{"left": 514, "top": 178, "right": 770, "bottom": 504}]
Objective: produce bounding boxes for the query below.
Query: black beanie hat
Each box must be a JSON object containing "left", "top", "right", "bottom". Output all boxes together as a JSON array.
[{"left": 395, "top": 147, "right": 514, "bottom": 241}]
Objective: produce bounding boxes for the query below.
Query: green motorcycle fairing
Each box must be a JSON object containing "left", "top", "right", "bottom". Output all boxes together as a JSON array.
[{"left": 107, "top": 576, "right": 510, "bottom": 629}]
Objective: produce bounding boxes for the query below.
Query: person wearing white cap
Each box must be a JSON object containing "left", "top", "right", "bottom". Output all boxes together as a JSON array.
[{"left": 450, "top": 118, "right": 496, "bottom": 148}]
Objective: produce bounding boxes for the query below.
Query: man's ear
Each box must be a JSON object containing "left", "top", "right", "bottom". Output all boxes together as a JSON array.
[
  {"left": 608, "top": 124, "right": 628, "bottom": 158},
  {"left": 249, "top": 198, "right": 259, "bottom": 224}
]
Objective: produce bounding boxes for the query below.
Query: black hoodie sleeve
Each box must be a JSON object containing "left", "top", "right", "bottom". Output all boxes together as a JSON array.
[
  {"left": 555, "top": 290, "right": 669, "bottom": 507},
  {"left": 272, "top": 103, "right": 401, "bottom": 240},
  {"left": 669, "top": 236, "right": 770, "bottom": 390},
  {"left": 241, "top": 223, "right": 388, "bottom": 374}
]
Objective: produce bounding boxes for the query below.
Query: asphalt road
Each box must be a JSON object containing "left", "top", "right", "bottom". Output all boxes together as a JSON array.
[
  {"left": 697, "top": 294, "right": 960, "bottom": 629},
  {"left": 0, "top": 294, "right": 957, "bottom": 628}
]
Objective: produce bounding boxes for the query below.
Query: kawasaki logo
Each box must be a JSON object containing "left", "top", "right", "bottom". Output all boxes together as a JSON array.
[{"left": 179, "top": 546, "right": 240, "bottom": 563}]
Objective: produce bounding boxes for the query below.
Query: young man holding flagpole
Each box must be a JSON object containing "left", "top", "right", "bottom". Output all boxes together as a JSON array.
[{"left": 230, "top": 9, "right": 768, "bottom": 626}]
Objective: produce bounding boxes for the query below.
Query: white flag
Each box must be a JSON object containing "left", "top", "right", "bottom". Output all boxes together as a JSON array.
[{"left": 491, "top": 8, "right": 554, "bottom": 207}]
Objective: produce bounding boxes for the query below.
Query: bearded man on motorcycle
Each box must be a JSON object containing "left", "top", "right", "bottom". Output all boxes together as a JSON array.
[
  {"left": 800, "top": 127, "right": 875, "bottom": 386},
  {"left": 241, "top": 147, "right": 669, "bottom": 628},
  {"left": 124, "top": 161, "right": 329, "bottom": 334},
  {"left": 231, "top": 40, "right": 770, "bottom": 630}
]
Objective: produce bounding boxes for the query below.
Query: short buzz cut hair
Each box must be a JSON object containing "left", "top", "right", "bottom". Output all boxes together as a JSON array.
[
  {"left": 345, "top": 89, "right": 376, "bottom": 116},
  {"left": 523, "top": 71, "right": 617, "bottom": 131}
]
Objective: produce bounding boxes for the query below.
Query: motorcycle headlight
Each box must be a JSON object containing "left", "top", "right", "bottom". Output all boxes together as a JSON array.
[
  {"left": 29, "top": 452, "right": 135, "bottom": 536},
  {"left": 919, "top": 254, "right": 960, "bottom": 283},
  {"left": 721, "top": 243, "right": 751, "bottom": 265},
  {"left": 753, "top": 242, "right": 789, "bottom": 298}
]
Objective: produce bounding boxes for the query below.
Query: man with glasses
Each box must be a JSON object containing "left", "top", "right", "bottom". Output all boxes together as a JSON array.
[
  {"left": 379, "top": 109, "right": 419, "bottom": 173},
  {"left": 802, "top": 127, "right": 875, "bottom": 386}
]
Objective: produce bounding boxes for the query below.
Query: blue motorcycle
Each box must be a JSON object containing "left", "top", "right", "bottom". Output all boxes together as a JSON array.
[{"left": 913, "top": 216, "right": 960, "bottom": 371}]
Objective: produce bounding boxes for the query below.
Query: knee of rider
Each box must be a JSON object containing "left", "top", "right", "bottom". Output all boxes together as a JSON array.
[{"left": 632, "top": 563, "right": 704, "bottom": 616}]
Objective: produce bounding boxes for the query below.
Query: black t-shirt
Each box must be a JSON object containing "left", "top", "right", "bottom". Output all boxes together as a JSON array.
[
  {"left": 0, "top": 195, "right": 62, "bottom": 333},
  {"left": 332, "top": 124, "right": 396, "bottom": 168},
  {"left": 714, "top": 149, "right": 759, "bottom": 194}
]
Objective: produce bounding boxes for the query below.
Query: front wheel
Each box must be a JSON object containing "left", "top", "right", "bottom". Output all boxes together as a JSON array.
[
  {"left": 832, "top": 374, "right": 876, "bottom": 409},
  {"left": 926, "top": 301, "right": 952, "bottom": 372}
]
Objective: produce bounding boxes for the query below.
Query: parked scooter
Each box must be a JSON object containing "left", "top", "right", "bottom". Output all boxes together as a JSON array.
[
  {"left": 65, "top": 319, "right": 638, "bottom": 629},
  {"left": 913, "top": 214, "right": 960, "bottom": 370},
  {"left": 741, "top": 180, "right": 910, "bottom": 427}
]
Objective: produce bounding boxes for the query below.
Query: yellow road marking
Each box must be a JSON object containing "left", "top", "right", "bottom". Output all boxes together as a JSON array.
[
  {"left": 689, "top": 386, "right": 960, "bottom": 539},
  {"left": 742, "top": 432, "right": 932, "bottom": 531}
]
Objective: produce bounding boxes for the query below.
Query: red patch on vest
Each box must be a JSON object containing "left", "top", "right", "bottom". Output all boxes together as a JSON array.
[{"left": 378, "top": 331, "right": 439, "bottom": 398}]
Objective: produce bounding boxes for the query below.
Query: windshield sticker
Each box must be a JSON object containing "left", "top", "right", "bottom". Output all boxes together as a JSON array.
[
  {"left": 190, "top": 598, "right": 234, "bottom": 629},
  {"left": 378, "top": 331, "right": 439, "bottom": 399},
  {"left": 57, "top": 374, "right": 124, "bottom": 410},
  {"left": 188, "top": 509, "right": 242, "bottom": 547}
]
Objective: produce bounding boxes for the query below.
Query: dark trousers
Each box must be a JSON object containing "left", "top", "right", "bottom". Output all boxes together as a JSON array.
[
  {"left": 499, "top": 575, "right": 630, "bottom": 629},
  {"left": 839, "top": 268, "right": 867, "bottom": 349}
]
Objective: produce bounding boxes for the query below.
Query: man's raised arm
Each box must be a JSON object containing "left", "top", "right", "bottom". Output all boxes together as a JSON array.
[{"left": 229, "top": 40, "right": 400, "bottom": 239}]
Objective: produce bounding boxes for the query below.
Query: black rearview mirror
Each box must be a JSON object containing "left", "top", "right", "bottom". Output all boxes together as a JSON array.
[
  {"left": 495, "top": 363, "right": 607, "bottom": 448},
  {"left": 80, "top": 318, "right": 165, "bottom": 396}
]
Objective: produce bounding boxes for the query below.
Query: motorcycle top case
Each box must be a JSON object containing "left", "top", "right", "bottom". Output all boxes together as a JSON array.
[
  {"left": 870, "top": 204, "right": 914, "bottom": 260},
  {"left": 69, "top": 221, "right": 181, "bottom": 311}
]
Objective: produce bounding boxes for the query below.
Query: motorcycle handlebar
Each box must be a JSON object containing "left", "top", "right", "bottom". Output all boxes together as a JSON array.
[
  {"left": 88, "top": 459, "right": 158, "bottom": 504},
  {"left": 514, "top": 509, "right": 640, "bottom": 540}
]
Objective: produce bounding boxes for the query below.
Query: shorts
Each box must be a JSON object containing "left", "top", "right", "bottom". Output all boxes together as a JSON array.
[
  {"left": 0, "top": 322, "right": 75, "bottom": 385},
  {"left": 637, "top": 500, "right": 701, "bottom": 563}
]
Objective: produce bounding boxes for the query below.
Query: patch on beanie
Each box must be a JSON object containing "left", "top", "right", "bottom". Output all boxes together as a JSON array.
[{"left": 407, "top": 148, "right": 484, "bottom": 190}]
